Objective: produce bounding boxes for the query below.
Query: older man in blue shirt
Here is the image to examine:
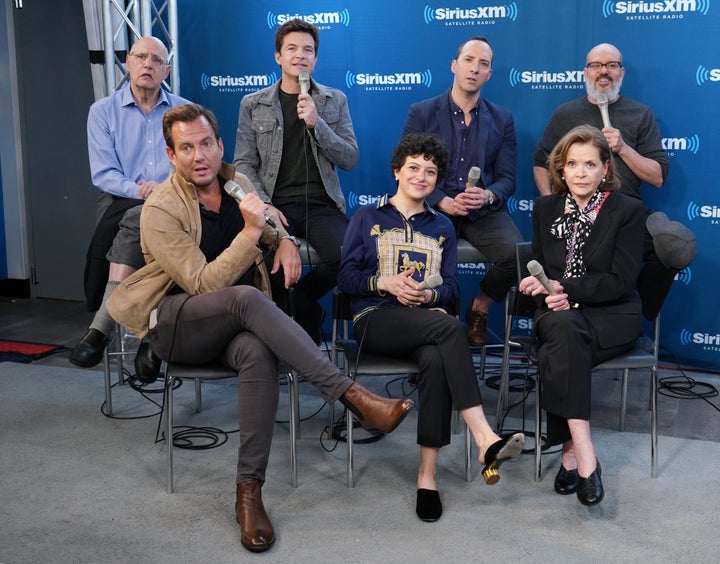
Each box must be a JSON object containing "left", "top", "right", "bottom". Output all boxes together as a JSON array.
[{"left": 70, "top": 36, "right": 189, "bottom": 368}]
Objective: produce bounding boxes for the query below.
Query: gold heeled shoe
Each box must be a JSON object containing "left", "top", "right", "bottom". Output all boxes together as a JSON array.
[{"left": 481, "top": 432, "right": 525, "bottom": 484}]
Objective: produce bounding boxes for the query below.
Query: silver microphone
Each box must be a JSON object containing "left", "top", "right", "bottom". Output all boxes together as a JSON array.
[
  {"left": 526, "top": 260, "right": 557, "bottom": 296},
  {"left": 596, "top": 92, "right": 611, "bottom": 129},
  {"left": 298, "top": 70, "right": 310, "bottom": 96},
  {"left": 467, "top": 166, "right": 482, "bottom": 187},
  {"left": 224, "top": 180, "right": 277, "bottom": 229},
  {"left": 417, "top": 273, "right": 443, "bottom": 290}
]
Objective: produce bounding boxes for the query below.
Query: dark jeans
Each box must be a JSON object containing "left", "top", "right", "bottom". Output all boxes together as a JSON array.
[
  {"left": 455, "top": 209, "right": 523, "bottom": 303},
  {"left": 150, "top": 286, "right": 352, "bottom": 483},
  {"left": 355, "top": 307, "right": 482, "bottom": 448},
  {"left": 272, "top": 194, "right": 348, "bottom": 300}
]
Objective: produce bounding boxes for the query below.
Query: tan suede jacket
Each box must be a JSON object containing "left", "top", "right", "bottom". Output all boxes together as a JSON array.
[{"left": 107, "top": 163, "right": 287, "bottom": 337}]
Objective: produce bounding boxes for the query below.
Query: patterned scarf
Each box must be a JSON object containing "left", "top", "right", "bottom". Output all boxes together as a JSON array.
[{"left": 550, "top": 190, "right": 610, "bottom": 279}]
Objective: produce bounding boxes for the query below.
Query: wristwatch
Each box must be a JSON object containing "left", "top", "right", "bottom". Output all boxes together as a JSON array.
[
  {"left": 280, "top": 235, "right": 302, "bottom": 248},
  {"left": 487, "top": 191, "right": 495, "bottom": 206}
]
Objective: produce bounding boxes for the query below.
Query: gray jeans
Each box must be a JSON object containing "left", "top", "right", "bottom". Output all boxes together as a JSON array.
[{"left": 150, "top": 285, "right": 352, "bottom": 483}]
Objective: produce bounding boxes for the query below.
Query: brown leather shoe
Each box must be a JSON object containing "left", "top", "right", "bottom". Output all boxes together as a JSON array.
[
  {"left": 465, "top": 306, "right": 488, "bottom": 346},
  {"left": 340, "top": 382, "right": 414, "bottom": 434},
  {"left": 235, "top": 480, "right": 275, "bottom": 552}
]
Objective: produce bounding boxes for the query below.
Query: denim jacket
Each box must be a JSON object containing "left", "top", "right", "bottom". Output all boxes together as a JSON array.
[{"left": 233, "top": 79, "right": 359, "bottom": 213}]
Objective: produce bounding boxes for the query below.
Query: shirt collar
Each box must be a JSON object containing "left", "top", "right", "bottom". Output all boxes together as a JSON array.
[{"left": 376, "top": 194, "right": 438, "bottom": 216}]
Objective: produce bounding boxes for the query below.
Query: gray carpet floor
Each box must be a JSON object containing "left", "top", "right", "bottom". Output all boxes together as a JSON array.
[{"left": 1, "top": 361, "right": 719, "bottom": 563}]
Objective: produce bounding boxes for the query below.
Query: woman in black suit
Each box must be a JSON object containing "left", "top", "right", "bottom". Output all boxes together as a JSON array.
[{"left": 520, "top": 125, "right": 644, "bottom": 506}]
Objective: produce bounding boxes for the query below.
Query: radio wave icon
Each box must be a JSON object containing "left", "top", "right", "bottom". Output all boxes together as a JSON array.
[
  {"left": 676, "top": 267, "right": 692, "bottom": 286},
  {"left": 686, "top": 134, "right": 701, "bottom": 154},
  {"left": 506, "top": 2, "right": 518, "bottom": 21},
  {"left": 348, "top": 192, "right": 360, "bottom": 208},
  {"left": 339, "top": 9, "right": 351, "bottom": 26},
  {"left": 421, "top": 69, "right": 432, "bottom": 87},
  {"left": 696, "top": 65, "right": 710, "bottom": 85},
  {"left": 686, "top": 201, "right": 701, "bottom": 221},
  {"left": 266, "top": 12, "right": 279, "bottom": 29},
  {"left": 508, "top": 68, "right": 521, "bottom": 87},
  {"left": 200, "top": 73, "right": 211, "bottom": 90},
  {"left": 679, "top": 328, "right": 693, "bottom": 346},
  {"left": 697, "top": 0, "right": 710, "bottom": 15},
  {"left": 507, "top": 196, "right": 519, "bottom": 214},
  {"left": 601, "top": 0, "right": 616, "bottom": 17},
  {"left": 345, "top": 71, "right": 357, "bottom": 89},
  {"left": 423, "top": 5, "right": 435, "bottom": 24}
]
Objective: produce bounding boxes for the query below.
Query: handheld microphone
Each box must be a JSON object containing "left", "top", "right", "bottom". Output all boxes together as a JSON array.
[
  {"left": 224, "top": 180, "right": 277, "bottom": 229},
  {"left": 298, "top": 70, "right": 310, "bottom": 96},
  {"left": 467, "top": 166, "right": 482, "bottom": 188},
  {"left": 596, "top": 92, "right": 611, "bottom": 129},
  {"left": 526, "top": 260, "right": 557, "bottom": 296},
  {"left": 417, "top": 273, "right": 443, "bottom": 290}
]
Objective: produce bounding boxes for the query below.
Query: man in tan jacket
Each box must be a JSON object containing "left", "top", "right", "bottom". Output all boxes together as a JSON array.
[{"left": 107, "top": 104, "right": 413, "bottom": 553}]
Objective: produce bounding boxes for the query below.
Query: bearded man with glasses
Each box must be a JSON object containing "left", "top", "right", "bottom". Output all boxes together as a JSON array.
[{"left": 532, "top": 42, "right": 683, "bottom": 322}]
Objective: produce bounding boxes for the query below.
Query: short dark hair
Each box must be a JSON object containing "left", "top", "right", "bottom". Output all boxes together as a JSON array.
[
  {"left": 390, "top": 134, "right": 449, "bottom": 181},
  {"left": 547, "top": 124, "right": 620, "bottom": 195},
  {"left": 455, "top": 36, "right": 493, "bottom": 62},
  {"left": 275, "top": 18, "right": 319, "bottom": 54},
  {"left": 162, "top": 103, "right": 221, "bottom": 149}
]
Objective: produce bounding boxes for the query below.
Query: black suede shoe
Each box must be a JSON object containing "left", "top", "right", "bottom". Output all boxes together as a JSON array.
[
  {"left": 577, "top": 461, "right": 604, "bottom": 506},
  {"left": 134, "top": 340, "right": 162, "bottom": 384},
  {"left": 416, "top": 489, "right": 442, "bottom": 522},
  {"left": 554, "top": 464, "right": 580, "bottom": 495},
  {"left": 69, "top": 328, "right": 108, "bottom": 368}
]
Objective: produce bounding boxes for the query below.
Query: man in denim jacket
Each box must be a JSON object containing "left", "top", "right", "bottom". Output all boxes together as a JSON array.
[{"left": 233, "top": 18, "right": 358, "bottom": 343}]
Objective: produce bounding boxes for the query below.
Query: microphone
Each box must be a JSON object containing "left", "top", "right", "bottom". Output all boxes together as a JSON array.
[
  {"left": 417, "top": 273, "right": 443, "bottom": 290},
  {"left": 526, "top": 260, "right": 557, "bottom": 296},
  {"left": 467, "top": 166, "right": 482, "bottom": 187},
  {"left": 298, "top": 70, "right": 310, "bottom": 96},
  {"left": 224, "top": 180, "right": 278, "bottom": 229},
  {"left": 596, "top": 92, "right": 611, "bottom": 129}
]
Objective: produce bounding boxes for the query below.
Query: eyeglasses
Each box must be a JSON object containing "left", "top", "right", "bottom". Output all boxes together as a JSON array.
[
  {"left": 129, "top": 52, "right": 168, "bottom": 68},
  {"left": 586, "top": 61, "right": 622, "bottom": 71}
]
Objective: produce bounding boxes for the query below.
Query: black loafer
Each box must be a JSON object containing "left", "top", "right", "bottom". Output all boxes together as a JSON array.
[
  {"left": 69, "top": 328, "right": 108, "bottom": 368},
  {"left": 554, "top": 464, "right": 580, "bottom": 495},
  {"left": 416, "top": 489, "right": 442, "bottom": 522},
  {"left": 134, "top": 340, "right": 162, "bottom": 384},
  {"left": 577, "top": 461, "right": 604, "bottom": 506}
]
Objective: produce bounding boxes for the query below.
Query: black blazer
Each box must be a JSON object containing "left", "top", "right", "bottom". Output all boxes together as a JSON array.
[{"left": 532, "top": 191, "right": 645, "bottom": 350}]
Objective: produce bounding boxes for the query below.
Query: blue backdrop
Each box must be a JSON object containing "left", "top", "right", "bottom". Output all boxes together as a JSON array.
[{"left": 177, "top": 0, "right": 719, "bottom": 370}]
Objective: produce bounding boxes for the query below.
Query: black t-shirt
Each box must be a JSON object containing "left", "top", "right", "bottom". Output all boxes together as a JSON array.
[{"left": 273, "top": 89, "right": 324, "bottom": 199}]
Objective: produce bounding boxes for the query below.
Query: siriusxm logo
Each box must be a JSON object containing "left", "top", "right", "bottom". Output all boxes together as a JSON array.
[
  {"left": 512, "top": 318, "right": 534, "bottom": 331},
  {"left": 675, "top": 267, "right": 692, "bottom": 285},
  {"left": 696, "top": 65, "right": 720, "bottom": 85},
  {"left": 602, "top": 0, "right": 710, "bottom": 17},
  {"left": 200, "top": 72, "right": 278, "bottom": 92},
  {"left": 507, "top": 196, "right": 534, "bottom": 215},
  {"left": 687, "top": 201, "right": 720, "bottom": 222},
  {"left": 458, "top": 262, "right": 488, "bottom": 274},
  {"left": 347, "top": 192, "right": 381, "bottom": 209},
  {"left": 345, "top": 69, "right": 432, "bottom": 90},
  {"left": 266, "top": 9, "right": 350, "bottom": 28},
  {"left": 423, "top": 3, "right": 518, "bottom": 23},
  {"left": 508, "top": 68, "right": 584, "bottom": 89},
  {"left": 680, "top": 328, "right": 720, "bottom": 350},
  {"left": 662, "top": 134, "right": 700, "bottom": 154}
]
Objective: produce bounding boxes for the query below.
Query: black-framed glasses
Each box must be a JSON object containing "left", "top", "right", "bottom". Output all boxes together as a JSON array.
[
  {"left": 129, "top": 52, "right": 168, "bottom": 68},
  {"left": 586, "top": 61, "right": 622, "bottom": 71}
]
